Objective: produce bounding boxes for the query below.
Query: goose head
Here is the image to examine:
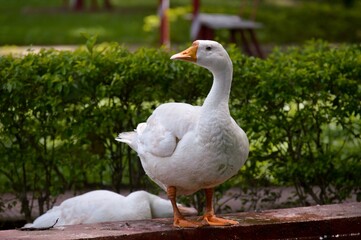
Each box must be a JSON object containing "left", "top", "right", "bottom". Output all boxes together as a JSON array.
[{"left": 170, "top": 40, "right": 232, "bottom": 73}]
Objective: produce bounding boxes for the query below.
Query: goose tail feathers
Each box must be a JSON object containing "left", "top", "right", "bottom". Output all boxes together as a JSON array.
[
  {"left": 115, "top": 131, "right": 135, "bottom": 144},
  {"left": 115, "top": 123, "right": 147, "bottom": 151}
]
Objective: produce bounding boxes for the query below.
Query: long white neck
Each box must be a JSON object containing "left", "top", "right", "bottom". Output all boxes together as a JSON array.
[{"left": 202, "top": 59, "right": 233, "bottom": 111}]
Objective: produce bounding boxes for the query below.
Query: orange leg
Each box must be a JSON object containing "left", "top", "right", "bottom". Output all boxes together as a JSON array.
[
  {"left": 167, "top": 186, "right": 203, "bottom": 228},
  {"left": 202, "top": 188, "right": 239, "bottom": 226}
]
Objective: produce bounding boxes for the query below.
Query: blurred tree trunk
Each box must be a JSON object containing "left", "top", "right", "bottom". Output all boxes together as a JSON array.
[
  {"left": 73, "top": 0, "right": 84, "bottom": 11},
  {"left": 104, "top": 0, "right": 113, "bottom": 10},
  {"left": 62, "top": 0, "right": 69, "bottom": 9},
  {"left": 343, "top": 0, "right": 354, "bottom": 8},
  {"left": 90, "top": 0, "right": 99, "bottom": 11},
  {"left": 70, "top": 0, "right": 113, "bottom": 11}
]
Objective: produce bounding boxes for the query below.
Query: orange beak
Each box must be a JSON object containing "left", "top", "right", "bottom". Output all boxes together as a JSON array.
[{"left": 170, "top": 41, "right": 199, "bottom": 62}]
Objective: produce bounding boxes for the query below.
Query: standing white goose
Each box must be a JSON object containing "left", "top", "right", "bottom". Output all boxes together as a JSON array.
[{"left": 116, "top": 40, "right": 249, "bottom": 228}]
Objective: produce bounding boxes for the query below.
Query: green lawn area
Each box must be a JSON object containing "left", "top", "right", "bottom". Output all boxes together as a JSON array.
[
  {"left": 0, "top": 0, "right": 157, "bottom": 46},
  {"left": 0, "top": 0, "right": 360, "bottom": 46}
]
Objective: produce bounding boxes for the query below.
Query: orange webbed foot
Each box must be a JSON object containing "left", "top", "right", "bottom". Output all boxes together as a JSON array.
[
  {"left": 173, "top": 218, "right": 204, "bottom": 228},
  {"left": 202, "top": 214, "right": 238, "bottom": 226}
]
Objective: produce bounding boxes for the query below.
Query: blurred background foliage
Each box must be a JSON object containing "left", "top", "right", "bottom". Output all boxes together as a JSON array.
[
  {"left": 0, "top": 0, "right": 361, "bottom": 227},
  {"left": 0, "top": 0, "right": 360, "bottom": 46}
]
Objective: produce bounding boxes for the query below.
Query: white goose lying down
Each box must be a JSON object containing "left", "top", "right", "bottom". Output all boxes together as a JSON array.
[
  {"left": 116, "top": 40, "right": 249, "bottom": 228},
  {"left": 23, "top": 190, "right": 197, "bottom": 229}
]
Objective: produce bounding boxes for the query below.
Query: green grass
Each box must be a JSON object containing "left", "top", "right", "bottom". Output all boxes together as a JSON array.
[
  {"left": 0, "top": 0, "right": 156, "bottom": 45},
  {"left": 0, "top": 0, "right": 360, "bottom": 46}
]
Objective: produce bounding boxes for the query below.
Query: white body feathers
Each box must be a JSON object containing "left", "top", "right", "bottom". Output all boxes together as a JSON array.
[{"left": 23, "top": 190, "right": 196, "bottom": 229}]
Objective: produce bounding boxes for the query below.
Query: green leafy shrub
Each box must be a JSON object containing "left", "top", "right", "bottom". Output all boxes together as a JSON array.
[
  {"left": 229, "top": 41, "right": 361, "bottom": 206},
  {"left": 0, "top": 40, "right": 360, "bottom": 220}
]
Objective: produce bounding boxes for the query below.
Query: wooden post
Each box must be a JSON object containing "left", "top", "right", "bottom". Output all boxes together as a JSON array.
[
  {"left": 158, "top": 0, "right": 170, "bottom": 48},
  {"left": 191, "top": 0, "right": 200, "bottom": 40},
  {"left": 193, "top": 0, "right": 200, "bottom": 17}
]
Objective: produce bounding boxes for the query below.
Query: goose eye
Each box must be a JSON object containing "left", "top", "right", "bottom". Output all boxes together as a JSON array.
[{"left": 206, "top": 46, "right": 212, "bottom": 51}]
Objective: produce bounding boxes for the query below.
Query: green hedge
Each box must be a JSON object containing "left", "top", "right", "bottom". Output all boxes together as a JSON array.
[
  {"left": 230, "top": 42, "right": 361, "bottom": 206},
  {"left": 1, "top": 39, "right": 360, "bottom": 220}
]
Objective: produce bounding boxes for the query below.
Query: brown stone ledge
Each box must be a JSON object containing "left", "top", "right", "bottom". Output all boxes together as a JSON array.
[{"left": 0, "top": 202, "right": 360, "bottom": 240}]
